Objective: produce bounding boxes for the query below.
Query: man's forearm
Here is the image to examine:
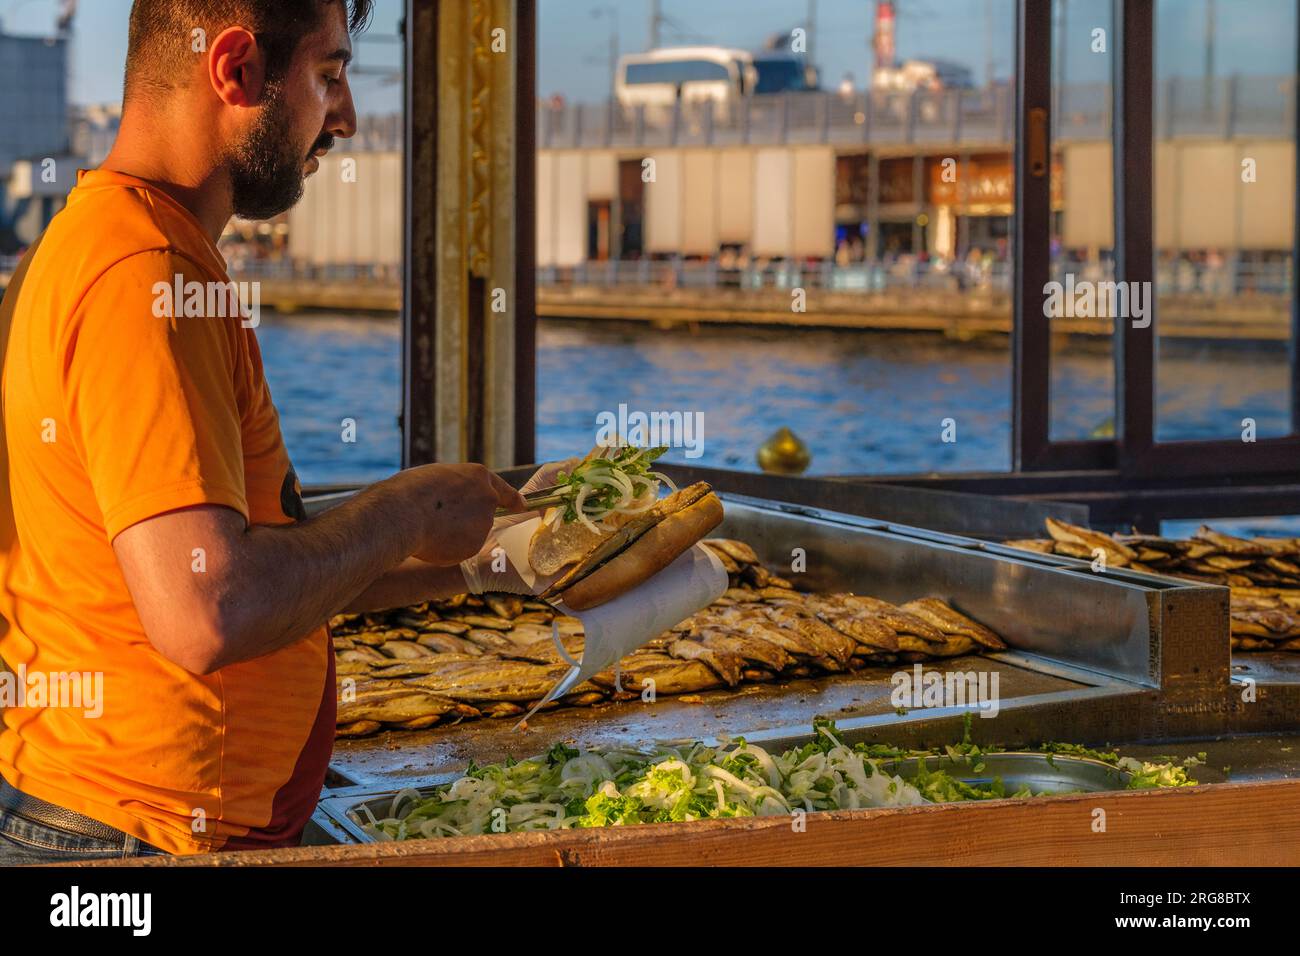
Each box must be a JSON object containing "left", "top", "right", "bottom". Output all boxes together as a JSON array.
[
  {"left": 211, "top": 478, "right": 423, "bottom": 666},
  {"left": 341, "top": 558, "right": 469, "bottom": 614}
]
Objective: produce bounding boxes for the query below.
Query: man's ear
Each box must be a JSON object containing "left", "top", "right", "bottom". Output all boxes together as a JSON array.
[{"left": 207, "top": 26, "right": 266, "bottom": 107}]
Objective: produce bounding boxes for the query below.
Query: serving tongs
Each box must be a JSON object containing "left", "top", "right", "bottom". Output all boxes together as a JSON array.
[
  {"left": 495, "top": 483, "right": 569, "bottom": 517},
  {"left": 493, "top": 447, "right": 626, "bottom": 515},
  {"left": 493, "top": 447, "right": 642, "bottom": 520}
]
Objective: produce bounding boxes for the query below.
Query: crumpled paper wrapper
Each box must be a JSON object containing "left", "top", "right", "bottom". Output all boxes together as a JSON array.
[{"left": 496, "top": 517, "right": 728, "bottom": 726}]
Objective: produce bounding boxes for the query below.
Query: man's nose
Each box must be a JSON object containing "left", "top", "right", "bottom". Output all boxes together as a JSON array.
[{"left": 329, "top": 73, "right": 358, "bottom": 141}]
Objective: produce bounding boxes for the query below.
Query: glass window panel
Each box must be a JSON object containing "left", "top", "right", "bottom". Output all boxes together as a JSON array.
[
  {"left": 537, "top": 0, "right": 1016, "bottom": 476},
  {"left": 1153, "top": 0, "right": 1296, "bottom": 442},
  {"left": 1050, "top": 0, "right": 1116, "bottom": 442},
  {"left": 625, "top": 59, "right": 733, "bottom": 85}
]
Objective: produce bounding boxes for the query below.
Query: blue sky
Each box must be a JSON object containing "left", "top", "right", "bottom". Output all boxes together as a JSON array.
[{"left": 1, "top": 0, "right": 1295, "bottom": 110}]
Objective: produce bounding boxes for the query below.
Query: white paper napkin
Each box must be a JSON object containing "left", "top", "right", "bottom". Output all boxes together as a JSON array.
[{"left": 495, "top": 517, "right": 729, "bottom": 726}]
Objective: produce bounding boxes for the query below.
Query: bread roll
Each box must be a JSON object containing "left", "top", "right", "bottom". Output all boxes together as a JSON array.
[{"left": 559, "top": 491, "right": 724, "bottom": 610}]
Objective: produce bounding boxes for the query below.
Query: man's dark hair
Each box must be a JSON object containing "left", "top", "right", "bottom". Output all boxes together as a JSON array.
[{"left": 124, "top": 0, "right": 373, "bottom": 103}]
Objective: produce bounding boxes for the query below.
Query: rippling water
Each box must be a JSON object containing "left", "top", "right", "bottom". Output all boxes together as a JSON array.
[
  {"left": 257, "top": 313, "right": 1293, "bottom": 534},
  {"left": 256, "top": 313, "right": 402, "bottom": 484}
]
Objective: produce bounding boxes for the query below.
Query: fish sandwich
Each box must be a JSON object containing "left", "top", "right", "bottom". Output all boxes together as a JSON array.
[{"left": 534, "top": 481, "right": 724, "bottom": 611}]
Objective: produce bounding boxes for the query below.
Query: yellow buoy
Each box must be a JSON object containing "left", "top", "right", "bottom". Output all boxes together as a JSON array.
[{"left": 757, "top": 427, "right": 811, "bottom": 475}]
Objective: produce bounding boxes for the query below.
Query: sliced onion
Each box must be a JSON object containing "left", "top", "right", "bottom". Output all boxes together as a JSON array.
[
  {"left": 583, "top": 470, "right": 635, "bottom": 504},
  {"left": 572, "top": 486, "right": 601, "bottom": 534},
  {"left": 648, "top": 470, "right": 678, "bottom": 494}
]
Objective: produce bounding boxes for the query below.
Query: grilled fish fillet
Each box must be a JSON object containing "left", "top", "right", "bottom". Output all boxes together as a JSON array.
[
  {"left": 483, "top": 594, "right": 525, "bottom": 620},
  {"left": 694, "top": 626, "right": 792, "bottom": 672},
  {"left": 763, "top": 606, "right": 856, "bottom": 663},
  {"left": 456, "top": 614, "right": 515, "bottom": 631},
  {"left": 840, "top": 595, "right": 947, "bottom": 643},
  {"left": 1045, "top": 517, "right": 1137, "bottom": 565},
  {"left": 727, "top": 612, "right": 829, "bottom": 663},
  {"left": 421, "top": 620, "right": 471, "bottom": 635},
  {"left": 337, "top": 647, "right": 388, "bottom": 663},
  {"left": 803, "top": 594, "right": 901, "bottom": 651},
  {"left": 379, "top": 640, "right": 437, "bottom": 659},
  {"left": 416, "top": 633, "right": 485, "bottom": 656},
  {"left": 368, "top": 656, "right": 482, "bottom": 678},
  {"left": 1193, "top": 526, "right": 1273, "bottom": 556},
  {"left": 1003, "top": 538, "right": 1055, "bottom": 554},
  {"left": 667, "top": 638, "right": 744, "bottom": 686},
  {"left": 590, "top": 655, "right": 722, "bottom": 695},
  {"left": 899, "top": 598, "right": 1007, "bottom": 649},
  {"left": 702, "top": 538, "right": 761, "bottom": 565},
  {"left": 500, "top": 634, "right": 584, "bottom": 665},
  {"left": 404, "top": 660, "right": 570, "bottom": 702},
  {"left": 463, "top": 628, "right": 516, "bottom": 653},
  {"left": 336, "top": 689, "right": 459, "bottom": 725},
  {"left": 336, "top": 720, "right": 383, "bottom": 737},
  {"left": 924, "top": 636, "right": 978, "bottom": 658}
]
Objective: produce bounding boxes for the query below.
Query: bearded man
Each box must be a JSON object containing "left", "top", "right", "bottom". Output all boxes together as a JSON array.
[{"left": 0, "top": 0, "right": 537, "bottom": 861}]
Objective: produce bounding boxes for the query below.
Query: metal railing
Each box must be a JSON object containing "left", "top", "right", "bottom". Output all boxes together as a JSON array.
[
  {"left": 537, "top": 256, "right": 1294, "bottom": 299},
  {"left": 223, "top": 256, "right": 401, "bottom": 283},
  {"left": 540, "top": 75, "right": 1297, "bottom": 150},
  {"left": 223, "top": 252, "right": 1292, "bottom": 300}
]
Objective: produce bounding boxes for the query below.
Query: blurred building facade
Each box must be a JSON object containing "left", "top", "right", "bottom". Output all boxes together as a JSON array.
[
  {"left": 0, "top": 30, "right": 71, "bottom": 252},
  {"left": 534, "top": 77, "right": 1296, "bottom": 273}
]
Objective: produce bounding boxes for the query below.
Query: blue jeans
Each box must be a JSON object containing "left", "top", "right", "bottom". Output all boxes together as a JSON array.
[{"left": 0, "top": 781, "right": 168, "bottom": 865}]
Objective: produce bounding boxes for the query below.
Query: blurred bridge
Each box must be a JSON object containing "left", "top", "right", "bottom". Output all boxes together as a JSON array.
[{"left": 539, "top": 75, "right": 1296, "bottom": 150}]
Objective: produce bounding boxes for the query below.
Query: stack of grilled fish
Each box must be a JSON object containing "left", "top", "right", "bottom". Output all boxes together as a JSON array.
[
  {"left": 330, "top": 537, "right": 1007, "bottom": 738},
  {"left": 1005, "top": 519, "right": 1300, "bottom": 651}
]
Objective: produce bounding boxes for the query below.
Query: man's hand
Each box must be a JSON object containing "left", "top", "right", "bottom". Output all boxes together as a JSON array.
[
  {"left": 395, "top": 463, "right": 526, "bottom": 566},
  {"left": 459, "top": 458, "right": 578, "bottom": 596}
]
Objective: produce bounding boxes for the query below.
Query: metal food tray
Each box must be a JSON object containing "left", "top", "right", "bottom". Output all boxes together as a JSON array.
[
  {"left": 315, "top": 751, "right": 1132, "bottom": 845},
  {"left": 880, "top": 752, "right": 1131, "bottom": 794}
]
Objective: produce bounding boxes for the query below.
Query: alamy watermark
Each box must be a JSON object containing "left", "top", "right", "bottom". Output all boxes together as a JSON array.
[
  {"left": 49, "top": 886, "right": 151, "bottom": 936},
  {"left": 0, "top": 665, "right": 103, "bottom": 718},
  {"left": 152, "top": 275, "right": 261, "bottom": 328},
  {"left": 595, "top": 403, "right": 704, "bottom": 459},
  {"left": 1043, "top": 274, "right": 1151, "bottom": 328},
  {"left": 890, "top": 663, "right": 1000, "bottom": 718}
]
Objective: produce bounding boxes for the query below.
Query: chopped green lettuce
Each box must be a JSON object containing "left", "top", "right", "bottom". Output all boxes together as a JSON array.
[{"left": 359, "top": 719, "right": 1199, "bottom": 841}]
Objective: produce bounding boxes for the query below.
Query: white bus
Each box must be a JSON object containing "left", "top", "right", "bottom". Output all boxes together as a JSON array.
[{"left": 615, "top": 46, "right": 816, "bottom": 117}]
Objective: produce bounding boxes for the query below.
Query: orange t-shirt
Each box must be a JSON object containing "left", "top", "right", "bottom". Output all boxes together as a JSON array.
[{"left": 0, "top": 169, "right": 334, "bottom": 854}]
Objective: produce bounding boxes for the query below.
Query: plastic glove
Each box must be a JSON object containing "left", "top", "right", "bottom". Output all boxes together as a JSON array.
[{"left": 458, "top": 458, "right": 580, "bottom": 596}]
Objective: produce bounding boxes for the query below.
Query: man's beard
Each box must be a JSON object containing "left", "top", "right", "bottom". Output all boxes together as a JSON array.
[{"left": 228, "top": 87, "right": 327, "bottom": 221}]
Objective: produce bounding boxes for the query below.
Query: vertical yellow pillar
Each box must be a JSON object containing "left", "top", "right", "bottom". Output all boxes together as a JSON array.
[{"left": 434, "top": 0, "right": 521, "bottom": 467}]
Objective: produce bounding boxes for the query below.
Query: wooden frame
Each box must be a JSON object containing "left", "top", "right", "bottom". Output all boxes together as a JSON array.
[
  {"left": 513, "top": 0, "right": 537, "bottom": 467},
  {"left": 1294, "top": 0, "right": 1300, "bottom": 430},
  {"left": 1012, "top": 0, "right": 1051, "bottom": 471},
  {"left": 1112, "top": 0, "right": 1156, "bottom": 474},
  {"left": 402, "top": 0, "right": 538, "bottom": 468},
  {"left": 401, "top": 0, "right": 439, "bottom": 467},
  {"left": 1013, "top": 0, "right": 1118, "bottom": 473}
]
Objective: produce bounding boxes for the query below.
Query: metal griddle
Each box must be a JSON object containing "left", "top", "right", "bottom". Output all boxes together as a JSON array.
[
  {"left": 325, "top": 493, "right": 1205, "bottom": 788},
  {"left": 328, "top": 657, "right": 1102, "bottom": 788}
]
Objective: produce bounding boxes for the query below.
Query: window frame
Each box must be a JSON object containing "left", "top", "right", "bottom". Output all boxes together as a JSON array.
[
  {"left": 1014, "top": 0, "right": 1300, "bottom": 479},
  {"left": 402, "top": 0, "right": 1296, "bottom": 480}
]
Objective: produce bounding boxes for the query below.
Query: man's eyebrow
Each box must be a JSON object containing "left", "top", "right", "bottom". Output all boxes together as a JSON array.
[{"left": 324, "top": 47, "right": 353, "bottom": 67}]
